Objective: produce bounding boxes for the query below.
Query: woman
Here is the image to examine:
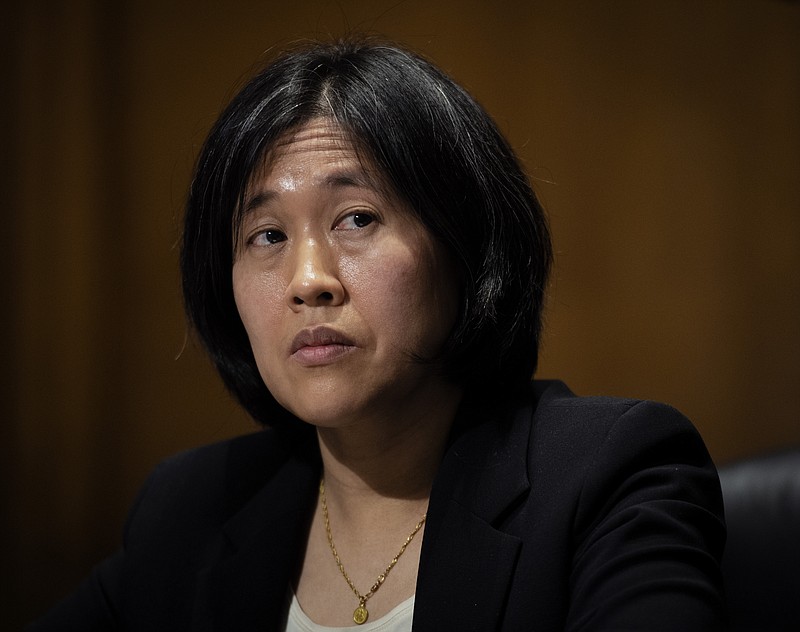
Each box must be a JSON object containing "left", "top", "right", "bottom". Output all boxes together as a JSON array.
[{"left": 30, "top": 38, "right": 726, "bottom": 631}]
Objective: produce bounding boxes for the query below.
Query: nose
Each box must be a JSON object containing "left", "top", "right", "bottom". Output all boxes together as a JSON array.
[{"left": 285, "top": 237, "right": 345, "bottom": 309}]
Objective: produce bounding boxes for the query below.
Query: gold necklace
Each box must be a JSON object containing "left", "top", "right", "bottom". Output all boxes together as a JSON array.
[{"left": 319, "top": 477, "right": 427, "bottom": 625}]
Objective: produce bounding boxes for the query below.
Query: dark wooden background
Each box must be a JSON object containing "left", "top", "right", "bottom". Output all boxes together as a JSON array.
[{"left": 3, "top": 0, "right": 798, "bottom": 627}]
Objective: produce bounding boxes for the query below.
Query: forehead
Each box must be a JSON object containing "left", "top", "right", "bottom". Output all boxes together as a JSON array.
[
  {"left": 250, "top": 119, "right": 380, "bottom": 189},
  {"left": 235, "top": 119, "right": 401, "bottom": 236}
]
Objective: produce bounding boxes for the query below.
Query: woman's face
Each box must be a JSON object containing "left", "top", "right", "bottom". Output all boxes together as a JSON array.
[{"left": 232, "top": 119, "right": 459, "bottom": 428}]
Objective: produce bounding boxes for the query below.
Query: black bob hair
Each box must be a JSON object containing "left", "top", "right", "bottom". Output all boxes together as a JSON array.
[{"left": 181, "top": 37, "right": 552, "bottom": 427}]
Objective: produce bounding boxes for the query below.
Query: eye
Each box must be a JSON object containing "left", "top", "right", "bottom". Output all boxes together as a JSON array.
[
  {"left": 335, "top": 212, "right": 376, "bottom": 230},
  {"left": 250, "top": 229, "right": 287, "bottom": 246}
]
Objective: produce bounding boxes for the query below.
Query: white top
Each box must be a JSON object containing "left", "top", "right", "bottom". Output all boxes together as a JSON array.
[{"left": 283, "top": 592, "right": 415, "bottom": 632}]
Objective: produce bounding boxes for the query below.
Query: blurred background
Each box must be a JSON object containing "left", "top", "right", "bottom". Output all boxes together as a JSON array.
[{"left": 3, "top": 0, "right": 798, "bottom": 627}]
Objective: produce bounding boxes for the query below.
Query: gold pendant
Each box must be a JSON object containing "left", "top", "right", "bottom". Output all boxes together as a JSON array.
[{"left": 353, "top": 604, "right": 369, "bottom": 625}]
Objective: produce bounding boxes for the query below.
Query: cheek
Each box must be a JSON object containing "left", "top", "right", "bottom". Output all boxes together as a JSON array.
[
  {"left": 340, "top": 250, "right": 413, "bottom": 299},
  {"left": 340, "top": 243, "right": 457, "bottom": 347},
  {"left": 232, "top": 265, "right": 285, "bottom": 343},
  {"left": 232, "top": 266, "right": 293, "bottom": 400}
]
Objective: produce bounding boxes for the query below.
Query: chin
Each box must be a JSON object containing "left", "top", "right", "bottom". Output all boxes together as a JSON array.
[
  {"left": 288, "top": 407, "right": 364, "bottom": 430},
  {"left": 273, "top": 390, "right": 366, "bottom": 429}
]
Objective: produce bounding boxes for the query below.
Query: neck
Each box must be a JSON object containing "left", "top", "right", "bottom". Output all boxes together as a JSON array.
[{"left": 315, "top": 381, "right": 462, "bottom": 512}]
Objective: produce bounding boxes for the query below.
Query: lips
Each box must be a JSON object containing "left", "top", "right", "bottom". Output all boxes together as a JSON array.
[{"left": 290, "top": 326, "right": 357, "bottom": 366}]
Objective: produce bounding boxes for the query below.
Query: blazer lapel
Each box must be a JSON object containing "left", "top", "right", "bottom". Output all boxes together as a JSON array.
[
  {"left": 194, "top": 430, "right": 320, "bottom": 631},
  {"left": 413, "top": 399, "right": 534, "bottom": 632},
  {"left": 190, "top": 397, "right": 535, "bottom": 631}
]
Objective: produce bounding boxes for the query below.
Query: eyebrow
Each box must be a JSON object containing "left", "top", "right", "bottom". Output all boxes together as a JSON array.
[
  {"left": 242, "top": 169, "right": 382, "bottom": 215},
  {"left": 242, "top": 191, "right": 277, "bottom": 215}
]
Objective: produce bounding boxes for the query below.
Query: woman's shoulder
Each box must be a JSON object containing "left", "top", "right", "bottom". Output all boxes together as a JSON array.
[
  {"left": 123, "top": 426, "right": 318, "bottom": 546},
  {"left": 136, "top": 430, "right": 282, "bottom": 504},
  {"left": 532, "top": 378, "right": 683, "bottom": 415},
  {"left": 528, "top": 379, "right": 702, "bottom": 448},
  {"left": 524, "top": 380, "right": 721, "bottom": 522},
  {"left": 448, "top": 379, "right": 705, "bottom": 477}
]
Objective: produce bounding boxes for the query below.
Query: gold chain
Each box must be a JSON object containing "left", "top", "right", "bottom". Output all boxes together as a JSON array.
[{"left": 319, "top": 477, "right": 427, "bottom": 625}]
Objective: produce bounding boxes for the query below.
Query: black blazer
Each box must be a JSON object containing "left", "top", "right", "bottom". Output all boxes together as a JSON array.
[{"left": 30, "top": 381, "right": 727, "bottom": 631}]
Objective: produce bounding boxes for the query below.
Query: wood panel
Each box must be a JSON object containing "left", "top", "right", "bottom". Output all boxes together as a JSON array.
[{"left": 4, "top": 0, "right": 799, "bottom": 626}]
